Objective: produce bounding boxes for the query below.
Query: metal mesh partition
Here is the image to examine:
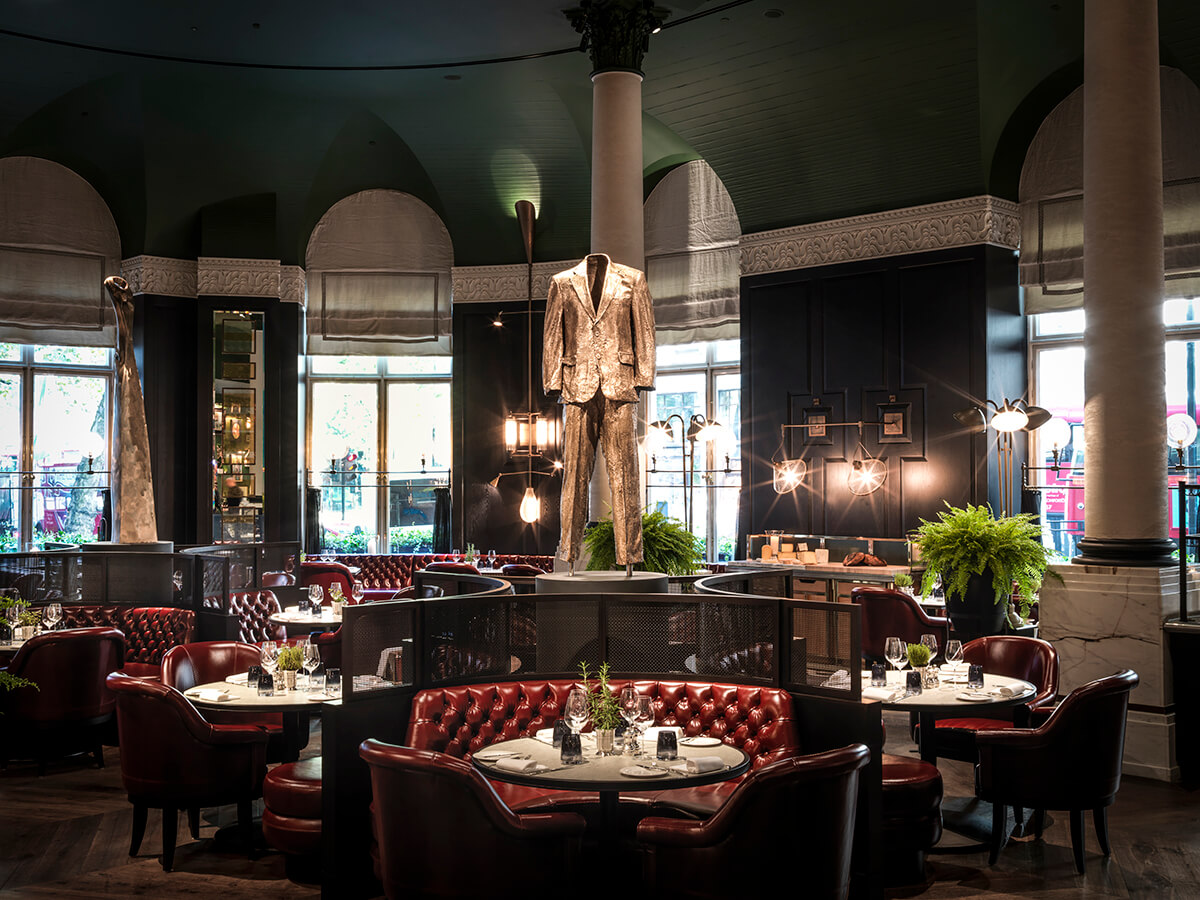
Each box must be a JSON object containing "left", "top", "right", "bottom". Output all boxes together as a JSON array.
[
  {"left": 259, "top": 541, "right": 300, "bottom": 577},
  {"left": 342, "top": 600, "right": 417, "bottom": 699},
  {"left": 785, "top": 600, "right": 861, "bottom": 699},
  {"left": 0, "top": 552, "right": 82, "bottom": 604},
  {"left": 425, "top": 597, "right": 521, "bottom": 683}
]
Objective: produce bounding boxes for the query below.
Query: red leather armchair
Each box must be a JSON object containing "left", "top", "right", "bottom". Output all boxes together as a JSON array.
[
  {"left": 299, "top": 560, "right": 354, "bottom": 602},
  {"left": 359, "top": 740, "right": 586, "bottom": 899},
  {"left": 975, "top": 668, "right": 1139, "bottom": 873},
  {"left": 161, "top": 641, "right": 287, "bottom": 761},
  {"left": 261, "top": 571, "right": 295, "bottom": 587},
  {"left": 852, "top": 586, "right": 950, "bottom": 663},
  {"left": 636, "top": 744, "right": 869, "bottom": 900},
  {"left": 914, "top": 635, "right": 1059, "bottom": 761},
  {"left": 422, "top": 561, "right": 480, "bottom": 574},
  {"left": 0, "top": 626, "right": 125, "bottom": 773},
  {"left": 310, "top": 628, "right": 340, "bottom": 668},
  {"left": 499, "top": 563, "right": 544, "bottom": 576},
  {"left": 107, "top": 672, "right": 269, "bottom": 871}
]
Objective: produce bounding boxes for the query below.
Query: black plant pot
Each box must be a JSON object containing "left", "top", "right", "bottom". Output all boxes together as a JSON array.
[{"left": 944, "top": 569, "right": 1008, "bottom": 643}]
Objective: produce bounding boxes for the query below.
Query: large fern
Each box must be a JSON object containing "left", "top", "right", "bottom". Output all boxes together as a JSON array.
[
  {"left": 584, "top": 508, "right": 704, "bottom": 576},
  {"left": 913, "top": 502, "right": 1058, "bottom": 608}
]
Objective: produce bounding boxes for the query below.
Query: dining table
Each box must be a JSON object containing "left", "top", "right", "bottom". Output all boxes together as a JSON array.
[
  {"left": 184, "top": 677, "right": 336, "bottom": 762},
  {"left": 472, "top": 730, "right": 750, "bottom": 838},
  {"left": 269, "top": 606, "right": 342, "bottom": 636},
  {"left": 863, "top": 669, "right": 1036, "bottom": 765}
]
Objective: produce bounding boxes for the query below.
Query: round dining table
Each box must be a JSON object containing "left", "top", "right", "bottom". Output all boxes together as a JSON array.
[
  {"left": 472, "top": 732, "right": 750, "bottom": 838},
  {"left": 185, "top": 678, "right": 336, "bottom": 762},
  {"left": 865, "top": 670, "right": 1036, "bottom": 765},
  {"left": 269, "top": 606, "right": 342, "bottom": 636}
]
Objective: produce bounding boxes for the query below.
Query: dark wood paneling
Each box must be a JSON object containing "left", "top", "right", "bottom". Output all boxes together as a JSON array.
[
  {"left": 742, "top": 246, "right": 1024, "bottom": 540},
  {"left": 453, "top": 300, "right": 561, "bottom": 556}
]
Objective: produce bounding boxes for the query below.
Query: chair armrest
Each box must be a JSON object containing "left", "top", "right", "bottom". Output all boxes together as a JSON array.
[
  {"left": 636, "top": 815, "right": 715, "bottom": 847},
  {"left": 206, "top": 723, "right": 272, "bottom": 746},
  {"left": 513, "top": 812, "right": 587, "bottom": 837},
  {"left": 973, "top": 724, "right": 1052, "bottom": 750}
]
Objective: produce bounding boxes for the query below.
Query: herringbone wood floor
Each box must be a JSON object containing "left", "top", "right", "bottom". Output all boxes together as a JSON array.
[{"left": 2, "top": 713, "right": 1198, "bottom": 897}]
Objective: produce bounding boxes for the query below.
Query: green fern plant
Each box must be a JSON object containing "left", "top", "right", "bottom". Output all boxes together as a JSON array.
[
  {"left": 584, "top": 508, "right": 703, "bottom": 576},
  {"left": 912, "top": 502, "right": 1058, "bottom": 614}
]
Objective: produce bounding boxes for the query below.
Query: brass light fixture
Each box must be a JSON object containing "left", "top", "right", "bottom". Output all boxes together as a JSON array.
[
  {"left": 647, "top": 413, "right": 729, "bottom": 532},
  {"left": 953, "top": 398, "right": 1051, "bottom": 516},
  {"left": 773, "top": 419, "right": 889, "bottom": 496}
]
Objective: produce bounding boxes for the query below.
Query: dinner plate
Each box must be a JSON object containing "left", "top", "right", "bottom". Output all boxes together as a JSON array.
[
  {"left": 955, "top": 692, "right": 992, "bottom": 702},
  {"left": 306, "top": 693, "right": 333, "bottom": 702},
  {"left": 474, "top": 749, "right": 529, "bottom": 761},
  {"left": 620, "top": 765, "right": 668, "bottom": 778},
  {"left": 680, "top": 736, "right": 721, "bottom": 747}
]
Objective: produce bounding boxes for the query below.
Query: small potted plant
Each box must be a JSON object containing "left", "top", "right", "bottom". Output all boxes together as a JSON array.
[
  {"left": 906, "top": 642, "right": 933, "bottom": 689},
  {"left": 276, "top": 644, "right": 305, "bottom": 691},
  {"left": 892, "top": 572, "right": 914, "bottom": 595},
  {"left": 579, "top": 661, "right": 622, "bottom": 755},
  {"left": 912, "top": 502, "right": 1057, "bottom": 641},
  {"left": 2, "top": 600, "right": 40, "bottom": 642}
]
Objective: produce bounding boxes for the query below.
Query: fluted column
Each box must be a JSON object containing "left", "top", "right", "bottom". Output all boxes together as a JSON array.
[{"left": 1076, "top": 0, "right": 1173, "bottom": 566}]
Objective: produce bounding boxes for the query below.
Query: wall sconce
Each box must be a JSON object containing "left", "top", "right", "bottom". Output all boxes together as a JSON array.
[
  {"left": 505, "top": 411, "right": 558, "bottom": 457},
  {"left": 772, "top": 419, "right": 889, "bottom": 496},
  {"left": 954, "top": 398, "right": 1051, "bottom": 516},
  {"left": 772, "top": 457, "right": 806, "bottom": 494}
]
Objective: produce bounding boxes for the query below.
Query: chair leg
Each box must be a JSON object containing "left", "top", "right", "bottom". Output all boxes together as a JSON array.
[
  {"left": 1013, "top": 805, "right": 1025, "bottom": 829},
  {"left": 1093, "top": 807, "right": 1112, "bottom": 857},
  {"left": 129, "top": 804, "right": 148, "bottom": 857},
  {"left": 1034, "top": 808, "right": 1046, "bottom": 839},
  {"left": 187, "top": 807, "right": 200, "bottom": 840},
  {"left": 93, "top": 742, "right": 104, "bottom": 768},
  {"left": 1069, "top": 808, "right": 1085, "bottom": 874},
  {"left": 161, "top": 807, "right": 178, "bottom": 872},
  {"left": 237, "top": 799, "right": 254, "bottom": 857},
  {"left": 989, "top": 801, "right": 1008, "bottom": 865}
]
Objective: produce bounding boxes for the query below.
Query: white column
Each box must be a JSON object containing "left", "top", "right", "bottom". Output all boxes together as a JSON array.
[{"left": 1078, "top": 0, "right": 1171, "bottom": 565}]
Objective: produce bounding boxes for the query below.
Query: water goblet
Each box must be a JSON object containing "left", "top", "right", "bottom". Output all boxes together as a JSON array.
[
  {"left": 308, "top": 584, "right": 324, "bottom": 608},
  {"left": 619, "top": 685, "right": 639, "bottom": 754},
  {"left": 565, "top": 688, "right": 589, "bottom": 735},
  {"left": 633, "top": 696, "right": 654, "bottom": 757},
  {"left": 920, "top": 633, "right": 939, "bottom": 663},
  {"left": 302, "top": 641, "right": 322, "bottom": 691},
  {"left": 944, "top": 640, "right": 964, "bottom": 666},
  {"left": 43, "top": 602, "right": 62, "bottom": 632},
  {"left": 351, "top": 582, "right": 365, "bottom": 605},
  {"left": 487, "top": 549, "right": 497, "bottom": 569},
  {"left": 884, "top": 637, "right": 907, "bottom": 681},
  {"left": 260, "top": 641, "right": 279, "bottom": 680}
]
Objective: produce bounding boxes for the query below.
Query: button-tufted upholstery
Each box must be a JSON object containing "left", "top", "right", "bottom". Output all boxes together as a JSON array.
[
  {"left": 332, "top": 554, "right": 554, "bottom": 602},
  {"left": 54, "top": 606, "right": 194, "bottom": 678},
  {"left": 360, "top": 740, "right": 585, "bottom": 900},
  {"left": 262, "top": 756, "right": 323, "bottom": 865},
  {"left": 228, "top": 591, "right": 286, "bottom": 643},
  {"left": 406, "top": 679, "right": 804, "bottom": 819}
]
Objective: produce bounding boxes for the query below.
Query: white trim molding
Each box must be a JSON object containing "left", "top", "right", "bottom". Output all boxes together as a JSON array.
[
  {"left": 738, "top": 195, "right": 1020, "bottom": 276},
  {"left": 120, "top": 255, "right": 197, "bottom": 298},
  {"left": 280, "top": 265, "right": 306, "bottom": 304},
  {"left": 451, "top": 260, "right": 577, "bottom": 304},
  {"left": 198, "top": 257, "right": 280, "bottom": 297}
]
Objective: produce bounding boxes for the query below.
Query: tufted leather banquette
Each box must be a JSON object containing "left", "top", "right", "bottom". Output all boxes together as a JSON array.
[
  {"left": 333, "top": 554, "right": 553, "bottom": 602},
  {"left": 226, "top": 591, "right": 286, "bottom": 643},
  {"left": 406, "top": 679, "right": 803, "bottom": 818},
  {"left": 57, "top": 606, "right": 195, "bottom": 677}
]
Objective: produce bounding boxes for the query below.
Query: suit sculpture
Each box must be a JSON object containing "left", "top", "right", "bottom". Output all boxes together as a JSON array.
[{"left": 544, "top": 253, "right": 655, "bottom": 567}]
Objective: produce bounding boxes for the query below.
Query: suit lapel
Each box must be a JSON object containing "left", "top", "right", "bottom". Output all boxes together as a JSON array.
[
  {"left": 570, "top": 259, "right": 594, "bottom": 321},
  {"left": 591, "top": 254, "right": 614, "bottom": 321}
]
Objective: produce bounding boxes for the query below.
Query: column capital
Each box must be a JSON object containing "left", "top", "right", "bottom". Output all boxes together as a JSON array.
[{"left": 564, "top": 0, "right": 670, "bottom": 75}]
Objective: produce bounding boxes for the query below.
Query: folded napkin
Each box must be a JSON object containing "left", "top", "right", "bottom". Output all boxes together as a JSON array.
[
  {"left": 674, "top": 756, "right": 725, "bottom": 774},
  {"left": 493, "top": 757, "right": 543, "bottom": 773},
  {"left": 941, "top": 662, "right": 969, "bottom": 673},
  {"left": 534, "top": 728, "right": 556, "bottom": 744},
  {"left": 226, "top": 672, "right": 249, "bottom": 685},
  {"left": 187, "top": 689, "right": 234, "bottom": 702},
  {"left": 821, "top": 669, "right": 851, "bottom": 689},
  {"left": 862, "top": 686, "right": 904, "bottom": 702},
  {"left": 989, "top": 685, "right": 1019, "bottom": 698}
]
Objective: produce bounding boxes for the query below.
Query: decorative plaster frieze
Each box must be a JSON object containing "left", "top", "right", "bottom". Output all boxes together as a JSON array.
[
  {"left": 738, "top": 196, "right": 1020, "bottom": 276},
  {"left": 197, "top": 257, "right": 281, "bottom": 297},
  {"left": 280, "top": 265, "right": 306, "bottom": 304},
  {"left": 119, "top": 255, "right": 197, "bottom": 298},
  {"left": 452, "top": 260, "right": 576, "bottom": 304}
]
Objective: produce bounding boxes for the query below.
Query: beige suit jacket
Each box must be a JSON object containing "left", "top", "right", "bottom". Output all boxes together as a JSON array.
[{"left": 543, "top": 254, "right": 656, "bottom": 404}]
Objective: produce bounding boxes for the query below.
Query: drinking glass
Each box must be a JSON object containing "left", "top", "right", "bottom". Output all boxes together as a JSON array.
[
  {"left": 351, "top": 582, "right": 365, "bottom": 605},
  {"left": 452, "top": 548, "right": 462, "bottom": 561},
  {"left": 326, "top": 668, "right": 341, "bottom": 698},
  {"left": 310, "top": 673, "right": 326, "bottom": 695},
  {"left": 944, "top": 639, "right": 964, "bottom": 666},
  {"left": 43, "top": 602, "right": 62, "bottom": 632},
  {"left": 619, "top": 685, "right": 639, "bottom": 753},
  {"left": 303, "top": 642, "right": 322, "bottom": 691},
  {"left": 308, "top": 584, "right": 324, "bottom": 608},
  {"left": 920, "top": 633, "right": 939, "bottom": 663},
  {"left": 884, "top": 637, "right": 907, "bottom": 677},
  {"left": 260, "top": 641, "right": 279, "bottom": 679},
  {"left": 633, "top": 696, "right": 654, "bottom": 756},
  {"left": 487, "top": 549, "right": 497, "bottom": 569},
  {"left": 565, "top": 688, "right": 589, "bottom": 735},
  {"left": 968, "top": 664, "right": 985, "bottom": 690}
]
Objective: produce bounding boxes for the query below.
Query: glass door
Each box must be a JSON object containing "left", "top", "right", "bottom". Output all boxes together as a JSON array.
[
  {"left": 385, "top": 381, "right": 450, "bottom": 553},
  {"left": 0, "top": 373, "right": 20, "bottom": 549},
  {"left": 311, "top": 382, "right": 380, "bottom": 552},
  {"left": 32, "top": 373, "right": 108, "bottom": 546}
]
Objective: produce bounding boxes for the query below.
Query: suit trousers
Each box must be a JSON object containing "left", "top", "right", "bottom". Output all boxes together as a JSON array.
[{"left": 559, "top": 394, "right": 642, "bottom": 564}]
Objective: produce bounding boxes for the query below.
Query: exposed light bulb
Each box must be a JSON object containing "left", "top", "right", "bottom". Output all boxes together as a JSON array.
[
  {"left": 847, "top": 458, "right": 886, "bottom": 496},
  {"left": 519, "top": 487, "right": 540, "bottom": 523},
  {"left": 773, "top": 459, "right": 805, "bottom": 494},
  {"left": 990, "top": 405, "right": 1028, "bottom": 433}
]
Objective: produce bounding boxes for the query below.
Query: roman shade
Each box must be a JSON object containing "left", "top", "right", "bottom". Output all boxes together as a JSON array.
[
  {"left": 644, "top": 160, "right": 741, "bottom": 345},
  {"left": 1019, "top": 67, "right": 1200, "bottom": 314},
  {"left": 0, "top": 157, "right": 120, "bottom": 348},
  {"left": 305, "top": 189, "right": 453, "bottom": 355}
]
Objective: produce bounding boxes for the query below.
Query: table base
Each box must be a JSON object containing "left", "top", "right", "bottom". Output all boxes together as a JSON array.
[{"left": 930, "top": 796, "right": 1055, "bottom": 854}]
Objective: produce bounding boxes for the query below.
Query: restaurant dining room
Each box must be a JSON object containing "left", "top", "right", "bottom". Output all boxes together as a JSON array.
[{"left": 3, "top": 1, "right": 1200, "bottom": 898}]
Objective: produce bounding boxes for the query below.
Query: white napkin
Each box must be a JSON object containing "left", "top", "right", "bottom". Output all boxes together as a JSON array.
[
  {"left": 989, "top": 685, "right": 1018, "bottom": 698},
  {"left": 493, "top": 757, "right": 542, "bottom": 773},
  {"left": 674, "top": 756, "right": 725, "bottom": 774},
  {"left": 226, "top": 672, "right": 249, "bottom": 685},
  {"left": 862, "top": 686, "right": 904, "bottom": 702},
  {"left": 534, "top": 728, "right": 556, "bottom": 744},
  {"left": 941, "top": 662, "right": 969, "bottom": 673},
  {"left": 187, "top": 689, "right": 233, "bottom": 702}
]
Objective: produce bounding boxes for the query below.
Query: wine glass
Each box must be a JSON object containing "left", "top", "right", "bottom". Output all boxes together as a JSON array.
[
  {"left": 884, "top": 637, "right": 907, "bottom": 680},
  {"left": 260, "top": 641, "right": 279, "bottom": 680},
  {"left": 634, "top": 696, "right": 654, "bottom": 756},
  {"left": 945, "top": 639, "right": 963, "bottom": 666},
  {"left": 487, "top": 549, "right": 497, "bottom": 569},
  {"left": 619, "top": 685, "right": 640, "bottom": 754},
  {"left": 565, "top": 688, "right": 589, "bottom": 735},
  {"left": 920, "top": 633, "right": 939, "bottom": 663},
  {"left": 43, "top": 602, "right": 62, "bottom": 632},
  {"left": 308, "top": 584, "right": 324, "bottom": 609},
  {"left": 302, "top": 641, "right": 322, "bottom": 691},
  {"left": 351, "top": 581, "right": 365, "bottom": 605}
]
